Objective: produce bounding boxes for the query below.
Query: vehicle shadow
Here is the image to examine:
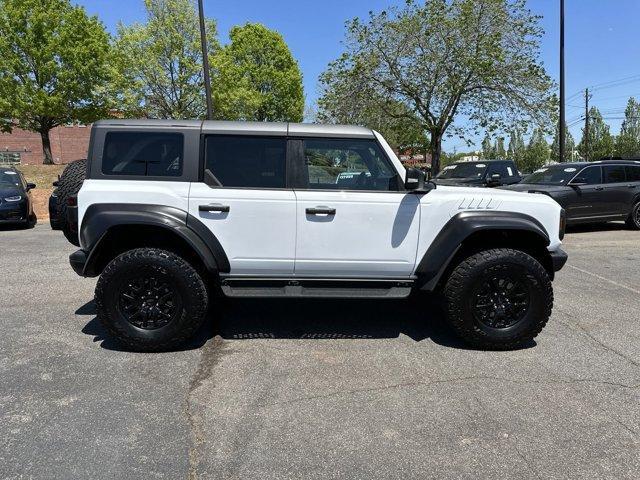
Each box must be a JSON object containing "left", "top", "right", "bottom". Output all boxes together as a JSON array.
[{"left": 77, "top": 296, "right": 535, "bottom": 352}]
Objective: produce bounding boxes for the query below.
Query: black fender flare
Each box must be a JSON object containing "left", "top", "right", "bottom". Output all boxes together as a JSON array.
[
  {"left": 415, "top": 211, "right": 550, "bottom": 291},
  {"left": 79, "top": 203, "right": 230, "bottom": 276}
]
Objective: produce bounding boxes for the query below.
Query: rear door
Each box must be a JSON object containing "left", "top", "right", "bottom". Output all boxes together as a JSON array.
[
  {"left": 291, "top": 137, "right": 420, "bottom": 278},
  {"left": 602, "top": 165, "right": 629, "bottom": 215},
  {"left": 188, "top": 134, "right": 297, "bottom": 275},
  {"left": 624, "top": 165, "right": 640, "bottom": 210}
]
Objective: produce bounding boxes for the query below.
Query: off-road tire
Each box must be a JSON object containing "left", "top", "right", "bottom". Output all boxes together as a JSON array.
[
  {"left": 56, "top": 159, "right": 86, "bottom": 246},
  {"left": 95, "top": 248, "right": 209, "bottom": 352},
  {"left": 625, "top": 201, "right": 640, "bottom": 230},
  {"left": 442, "top": 248, "right": 553, "bottom": 350}
]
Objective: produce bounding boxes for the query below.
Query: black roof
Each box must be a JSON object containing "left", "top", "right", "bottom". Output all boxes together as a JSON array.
[{"left": 451, "top": 159, "right": 514, "bottom": 164}]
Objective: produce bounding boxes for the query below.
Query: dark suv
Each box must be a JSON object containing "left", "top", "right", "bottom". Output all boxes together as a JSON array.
[
  {"left": 433, "top": 160, "right": 522, "bottom": 187},
  {"left": 0, "top": 167, "right": 36, "bottom": 227},
  {"left": 503, "top": 160, "right": 640, "bottom": 229}
]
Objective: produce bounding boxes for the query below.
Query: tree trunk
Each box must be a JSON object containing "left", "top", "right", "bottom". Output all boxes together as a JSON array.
[
  {"left": 430, "top": 131, "right": 442, "bottom": 176},
  {"left": 40, "top": 129, "right": 54, "bottom": 165}
]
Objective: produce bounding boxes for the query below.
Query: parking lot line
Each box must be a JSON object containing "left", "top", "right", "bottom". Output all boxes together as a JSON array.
[{"left": 567, "top": 264, "right": 640, "bottom": 295}]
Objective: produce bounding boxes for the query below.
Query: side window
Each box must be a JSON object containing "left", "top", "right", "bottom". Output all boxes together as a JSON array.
[
  {"left": 604, "top": 165, "right": 626, "bottom": 183},
  {"left": 486, "top": 164, "right": 509, "bottom": 178},
  {"left": 625, "top": 166, "right": 640, "bottom": 182},
  {"left": 578, "top": 166, "right": 602, "bottom": 185},
  {"left": 102, "top": 132, "right": 184, "bottom": 177},
  {"left": 205, "top": 135, "right": 286, "bottom": 188},
  {"left": 302, "top": 138, "right": 399, "bottom": 191}
]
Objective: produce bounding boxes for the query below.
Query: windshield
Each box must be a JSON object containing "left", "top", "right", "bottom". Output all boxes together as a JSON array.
[
  {"left": 0, "top": 171, "right": 20, "bottom": 186},
  {"left": 523, "top": 165, "right": 580, "bottom": 185},
  {"left": 436, "top": 162, "right": 487, "bottom": 179}
]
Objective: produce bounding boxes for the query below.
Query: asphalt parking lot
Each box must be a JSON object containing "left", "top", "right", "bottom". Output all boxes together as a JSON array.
[{"left": 1, "top": 223, "right": 638, "bottom": 479}]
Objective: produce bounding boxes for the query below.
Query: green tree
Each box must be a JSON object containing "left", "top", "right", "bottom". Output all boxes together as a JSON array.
[
  {"left": 550, "top": 122, "right": 576, "bottom": 162},
  {"left": 213, "top": 23, "right": 304, "bottom": 122},
  {"left": 495, "top": 137, "right": 506, "bottom": 159},
  {"left": 317, "top": 0, "right": 555, "bottom": 174},
  {"left": 522, "top": 128, "right": 548, "bottom": 173},
  {"left": 317, "top": 67, "right": 427, "bottom": 151},
  {"left": 507, "top": 129, "right": 526, "bottom": 167},
  {"left": 113, "top": 0, "right": 219, "bottom": 119},
  {"left": 481, "top": 134, "right": 493, "bottom": 159},
  {"left": 0, "top": 0, "right": 112, "bottom": 164},
  {"left": 578, "top": 107, "right": 615, "bottom": 160},
  {"left": 616, "top": 97, "right": 640, "bottom": 158}
]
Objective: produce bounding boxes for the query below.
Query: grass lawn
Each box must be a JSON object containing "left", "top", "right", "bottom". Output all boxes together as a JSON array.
[{"left": 15, "top": 164, "right": 67, "bottom": 189}]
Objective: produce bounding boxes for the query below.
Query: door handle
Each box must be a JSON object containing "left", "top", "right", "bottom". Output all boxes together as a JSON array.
[
  {"left": 199, "top": 204, "right": 230, "bottom": 213},
  {"left": 628, "top": 184, "right": 637, "bottom": 188},
  {"left": 306, "top": 206, "right": 336, "bottom": 215},
  {"left": 595, "top": 186, "right": 604, "bottom": 191}
]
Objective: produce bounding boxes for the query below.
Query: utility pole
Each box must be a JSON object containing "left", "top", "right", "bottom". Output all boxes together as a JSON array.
[
  {"left": 584, "top": 88, "right": 590, "bottom": 161},
  {"left": 559, "top": 0, "right": 565, "bottom": 162},
  {"left": 198, "top": 0, "right": 213, "bottom": 120}
]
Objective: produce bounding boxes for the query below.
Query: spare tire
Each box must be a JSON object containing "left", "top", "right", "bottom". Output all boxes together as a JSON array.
[{"left": 56, "top": 159, "right": 86, "bottom": 246}]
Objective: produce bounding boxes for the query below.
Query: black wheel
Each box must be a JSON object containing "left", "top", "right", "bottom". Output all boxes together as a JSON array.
[
  {"left": 626, "top": 202, "right": 640, "bottom": 230},
  {"left": 55, "top": 159, "right": 86, "bottom": 246},
  {"left": 442, "top": 248, "right": 553, "bottom": 350},
  {"left": 95, "top": 248, "right": 209, "bottom": 352}
]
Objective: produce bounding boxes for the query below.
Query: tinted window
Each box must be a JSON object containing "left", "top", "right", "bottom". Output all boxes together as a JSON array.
[
  {"left": 625, "top": 165, "right": 640, "bottom": 182},
  {"left": 487, "top": 163, "right": 509, "bottom": 178},
  {"left": 0, "top": 170, "right": 21, "bottom": 186},
  {"left": 303, "top": 138, "right": 398, "bottom": 191},
  {"left": 437, "top": 162, "right": 487, "bottom": 179},
  {"left": 205, "top": 136, "right": 286, "bottom": 188},
  {"left": 102, "top": 132, "right": 183, "bottom": 177},
  {"left": 604, "top": 165, "right": 626, "bottom": 183},
  {"left": 576, "top": 166, "right": 602, "bottom": 185}
]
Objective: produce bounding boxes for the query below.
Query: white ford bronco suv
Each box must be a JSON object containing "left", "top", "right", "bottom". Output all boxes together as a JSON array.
[{"left": 68, "top": 119, "right": 567, "bottom": 351}]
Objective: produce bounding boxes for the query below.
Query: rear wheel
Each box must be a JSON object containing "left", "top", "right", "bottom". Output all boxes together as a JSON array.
[
  {"left": 625, "top": 201, "right": 640, "bottom": 230},
  {"left": 442, "top": 248, "right": 553, "bottom": 350},
  {"left": 95, "top": 248, "right": 209, "bottom": 352}
]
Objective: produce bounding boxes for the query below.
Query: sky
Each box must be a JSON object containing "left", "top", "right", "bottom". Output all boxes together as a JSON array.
[{"left": 75, "top": 0, "right": 640, "bottom": 152}]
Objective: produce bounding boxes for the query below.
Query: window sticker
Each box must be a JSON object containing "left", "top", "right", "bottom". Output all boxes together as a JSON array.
[
  {"left": 4, "top": 171, "right": 16, "bottom": 175},
  {"left": 444, "top": 165, "right": 457, "bottom": 170},
  {"left": 564, "top": 168, "right": 577, "bottom": 172},
  {"left": 534, "top": 168, "right": 548, "bottom": 173},
  {"left": 476, "top": 163, "right": 486, "bottom": 168},
  {"left": 507, "top": 167, "right": 514, "bottom": 176}
]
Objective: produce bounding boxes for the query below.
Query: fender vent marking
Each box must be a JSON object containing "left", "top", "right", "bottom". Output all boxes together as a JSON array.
[{"left": 458, "top": 197, "right": 502, "bottom": 210}]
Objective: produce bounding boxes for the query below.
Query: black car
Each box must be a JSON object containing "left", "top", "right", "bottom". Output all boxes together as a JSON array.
[
  {"left": 434, "top": 160, "right": 522, "bottom": 187},
  {"left": 502, "top": 160, "right": 640, "bottom": 229},
  {"left": 0, "top": 167, "right": 36, "bottom": 227}
]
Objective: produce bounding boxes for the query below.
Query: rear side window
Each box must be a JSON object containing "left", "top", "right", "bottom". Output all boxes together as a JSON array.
[
  {"left": 102, "top": 132, "right": 183, "bottom": 177},
  {"left": 625, "top": 165, "right": 640, "bottom": 182},
  {"left": 205, "top": 136, "right": 286, "bottom": 188},
  {"left": 577, "top": 166, "right": 602, "bottom": 185},
  {"left": 604, "top": 165, "right": 626, "bottom": 183}
]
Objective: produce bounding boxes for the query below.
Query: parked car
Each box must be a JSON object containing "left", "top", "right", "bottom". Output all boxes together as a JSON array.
[
  {"left": 433, "top": 160, "right": 522, "bottom": 187},
  {"left": 502, "top": 160, "right": 640, "bottom": 229},
  {"left": 0, "top": 167, "right": 36, "bottom": 227},
  {"left": 66, "top": 119, "right": 567, "bottom": 352}
]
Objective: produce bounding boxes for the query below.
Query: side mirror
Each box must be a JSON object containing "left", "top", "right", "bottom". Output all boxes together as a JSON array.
[
  {"left": 405, "top": 167, "right": 426, "bottom": 191},
  {"left": 569, "top": 177, "right": 587, "bottom": 186},
  {"left": 26, "top": 183, "right": 36, "bottom": 191}
]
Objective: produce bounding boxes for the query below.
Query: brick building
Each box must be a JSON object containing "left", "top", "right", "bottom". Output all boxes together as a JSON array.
[{"left": 0, "top": 123, "right": 91, "bottom": 165}]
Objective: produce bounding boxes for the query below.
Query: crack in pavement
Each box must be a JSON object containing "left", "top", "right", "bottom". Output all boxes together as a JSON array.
[
  {"left": 555, "top": 307, "right": 640, "bottom": 368},
  {"left": 260, "top": 374, "right": 640, "bottom": 408},
  {"left": 185, "top": 336, "right": 229, "bottom": 480}
]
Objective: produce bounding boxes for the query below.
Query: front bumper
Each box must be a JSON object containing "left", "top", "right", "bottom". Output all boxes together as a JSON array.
[
  {"left": 0, "top": 199, "right": 28, "bottom": 223},
  {"left": 550, "top": 248, "right": 568, "bottom": 272}
]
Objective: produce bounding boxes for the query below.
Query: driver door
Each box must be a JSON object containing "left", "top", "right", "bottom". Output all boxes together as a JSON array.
[{"left": 292, "top": 137, "right": 420, "bottom": 278}]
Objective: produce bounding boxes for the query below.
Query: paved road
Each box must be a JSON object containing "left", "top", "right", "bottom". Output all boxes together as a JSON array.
[{"left": 1, "top": 223, "right": 638, "bottom": 479}]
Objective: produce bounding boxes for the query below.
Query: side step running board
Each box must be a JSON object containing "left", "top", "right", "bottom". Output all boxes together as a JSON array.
[{"left": 219, "top": 277, "right": 415, "bottom": 299}]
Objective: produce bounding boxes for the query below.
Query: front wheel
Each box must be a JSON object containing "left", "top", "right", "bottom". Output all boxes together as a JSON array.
[
  {"left": 95, "top": 248, "right": 209, "bottom": 352},
  {"left": 442, "top": 248, "right": 553, "bottom": 350},
  {"left": 625, "top": 202, "right": 640, "bottom": 230}
]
